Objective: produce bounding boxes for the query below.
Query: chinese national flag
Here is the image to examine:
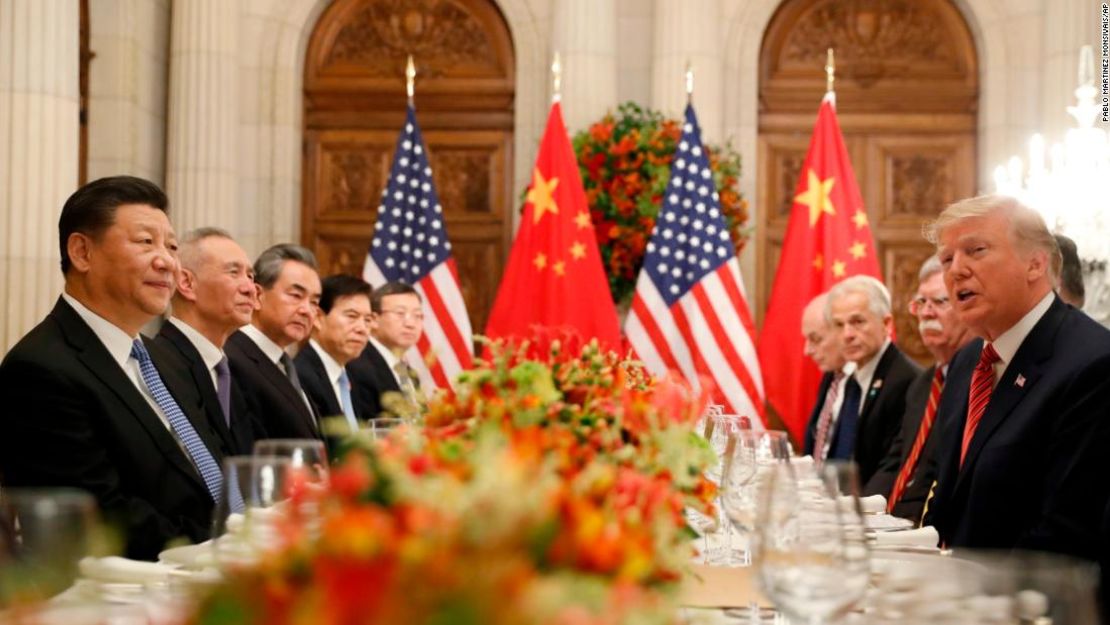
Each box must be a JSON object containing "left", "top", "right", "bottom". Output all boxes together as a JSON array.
[
  {"left": 758, "top": 93, "right": 883, "bottom": 444},
  {"left": 485, "top": 102, "right": 621, "bottom": 350}
]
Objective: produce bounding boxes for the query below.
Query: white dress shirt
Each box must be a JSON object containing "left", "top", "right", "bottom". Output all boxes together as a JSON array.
[
  {"left": 985, "top": 292, "right": 1055, "bottom": 389},
  {"left": 309, "top": 339, "right": 346, "bottom": 407},
  {"left": 817, "top": 339, "right": 893, "bottom": 459},
  {"left": 167, "top": 317, "right": 223, "bottom": 392}
]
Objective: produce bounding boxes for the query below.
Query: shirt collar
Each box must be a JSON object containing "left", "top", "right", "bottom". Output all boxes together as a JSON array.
[
  {"left": 62, "top": 292, "right": 138, "bottom": 370},
  {"left": 240, "top": 323, "right": 287, "bottom": 364},
  {"left": 850, "top": 339, "right": 891, "bottom": 394},
  {"left": 167, "top": 317, "right": 224, "bottom": 371},
  {"left": 988, "top": 292, "right": 1055, "bottom": 367},
  {"left": 310, "top": 339, "right": 345, "bottom": 385},
  {"left": 368, "top": 335, "right": 401, "bottom": 370}
]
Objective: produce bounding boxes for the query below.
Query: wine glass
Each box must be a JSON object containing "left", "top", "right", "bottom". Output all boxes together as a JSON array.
[
  {"left": 696, "top": 414, "right": 750, "bottom": 564},
  {"left": 753, "top": 461, "right": 870, "bottom": 624},
  {"left": 252, "top": 438, "right": 329, "bottom": 483},
  {"left": 721, "top": 430, "right": 792, "bottom": 566},
  {"left": 0, "top": 488, "right": 99, "bottom": 604},
  {"left": 211, "top": 455, "right": 300, "bottom": 568},
  {"left": 359, "top": 417, "right": 407, "bottom": 441}
]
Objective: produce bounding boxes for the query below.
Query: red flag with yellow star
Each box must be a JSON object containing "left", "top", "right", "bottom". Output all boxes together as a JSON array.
[
  {"left": 758, "top": 93, "right": 883, "bottom": 444},
  {"left": 485, "top": 102, "right": 621, "bottom": 349}
]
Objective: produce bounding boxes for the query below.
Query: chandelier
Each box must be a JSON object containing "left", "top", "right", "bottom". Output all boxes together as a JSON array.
[{"left": 992, "top": 45, "right": 1110, "bottom": 326}]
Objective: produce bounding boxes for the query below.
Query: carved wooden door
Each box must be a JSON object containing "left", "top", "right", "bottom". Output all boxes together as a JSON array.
[
  {"left": 757, "top": 0, "right": 979, "bottom": 364},
  {"left": 302, "top": 0, "right": 514, "bottom": 336}
]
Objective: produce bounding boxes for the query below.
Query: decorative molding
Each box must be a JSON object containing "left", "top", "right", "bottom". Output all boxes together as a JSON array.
[
  {"left": 322, "top": 149, "right": 389, "bottom": 215},
  {"left": 781, "top": 0, "right": 959, "bottom": 87},
  {"left": 890, "top": 154, "right": 949, "bottom": 218},
  {"left": 429, "top": 150, "right": 492, "bottom": 215}
]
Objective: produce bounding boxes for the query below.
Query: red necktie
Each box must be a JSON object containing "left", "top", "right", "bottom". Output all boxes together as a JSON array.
[
  {"left": 887, "top": 367, "right": 945, "bottom": 512},
  {"left": 812, "top": 372, "right": 844, "bottom": 461},
  {"left": 960, "top": 343, "right": 1001, "bottom": 466}
]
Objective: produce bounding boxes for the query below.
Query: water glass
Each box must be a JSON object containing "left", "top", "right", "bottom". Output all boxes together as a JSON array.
[
  {"left": 754, "top": 461, "right": 869, "bottom": 624},
  {"left": 721, "top": 430, "right": 792, "bottom": 566},
  {"left": 0, "top": 488, "right": 98, "bottom": 604},
  {"left": 211, "top": 456, "right": 300, "bottom": 568},
  {"left": 359, "top": 417, "right": 407, "bottom": 441},
  {"left": 252, "top": 438, "right": 329, "bottom": 482}
]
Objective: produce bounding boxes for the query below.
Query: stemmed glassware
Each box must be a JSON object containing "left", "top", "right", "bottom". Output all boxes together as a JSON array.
[
  {"left": 252, "top": 438, "right": 329, "bottom": 483},
  {"left": 211, "top": 455, "right": 302, "bottom": 568},
  {"left": 753, "top": 461, "right": 870, "bottom": 624},
  {"left": 0, "top": 488, "right": 99, "bottom": 604},
  {"left": 720, "top": 430, "right": 791, "bottom": 566}
]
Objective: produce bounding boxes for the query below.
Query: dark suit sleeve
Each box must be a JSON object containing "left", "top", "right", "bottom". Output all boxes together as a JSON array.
[
  {"left": 1016, "top": 356, "right": 1110, "bottom": 556},
  {"left": 0, "top": 357, "right": 205, "bottom": 558},
  {"left": 864, "top": 367, "right": 931, "bottom": 497}
]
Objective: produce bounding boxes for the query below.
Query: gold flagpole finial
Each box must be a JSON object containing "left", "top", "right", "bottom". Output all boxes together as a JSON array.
[
  {"left": 825, "top": 48, "right": 835, "bottom": 94},
  {"left": 405, "top": 55, "right": 416, "bottom": 104},
  {"left": 685, "top": 61, "right": 694, "bottom": 103},
  {"left": 551, "top": 51, "right": 562, "bottom": 102}
]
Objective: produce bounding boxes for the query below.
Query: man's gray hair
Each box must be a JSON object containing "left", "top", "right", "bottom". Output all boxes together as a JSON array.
[
  {"left": 826, "top": 275, "right": 892, "bottom": 320},
  {"left": 918, "top": 255, "right": 943, "bottom": 282},
  {"left": 253, "top": 243, "right": 318, "bottom": 289},
  {"left": 176, "top": 227, "right": 234, "bottom": 273},
  {"left": 923, "top": 195, "right": 1061, "bottom": 274}
]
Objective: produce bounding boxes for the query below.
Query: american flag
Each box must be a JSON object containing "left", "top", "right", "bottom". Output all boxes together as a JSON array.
[
  {"left": 363, "top": 105, "right": 474, "bottom": 389},
  {"left": 624, "top": 104, "right": 765, "bottom": 425}
]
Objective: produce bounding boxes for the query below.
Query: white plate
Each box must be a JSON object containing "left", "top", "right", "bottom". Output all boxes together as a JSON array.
[
  {"left": 865, "top": 514, "right": 915, "bottom": 531},
  {"left": 159, "top": 541, "right": 216, "bottom": 569}
]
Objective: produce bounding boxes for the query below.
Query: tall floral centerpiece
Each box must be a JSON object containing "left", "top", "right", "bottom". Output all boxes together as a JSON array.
[
  {"left": 573, "top": 102, "right": 750, "bottom": 306},
  {"left": 189, "top": 340, "right": 718, "bottom": 625}
]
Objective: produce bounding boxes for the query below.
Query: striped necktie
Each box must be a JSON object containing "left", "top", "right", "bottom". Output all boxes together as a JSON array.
[
  {"left": 130, "top": 339, "right": 223, "bottom": 504},
  {"left": 960, "top": 343, "right": 1000, "bottom": 466},
  {"left": 812, "top": 372, "right": 844, "bottom": 461},
  {"left": 888, "top": 367, "right": 945, "bottom": 511}
]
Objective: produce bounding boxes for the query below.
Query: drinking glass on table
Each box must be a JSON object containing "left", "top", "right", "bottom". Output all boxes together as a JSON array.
[
  {"left": 212, "top": 455, "right": 302, "bottom": 568},
  {"left": 252, "top": 438, "right": 329, "bottom": 483},
  {"left": 721, "top": 430, "right": 792, "bottom": 566},
  {"left": 754, "top": 461, "right": 869, "bottom": 624},
  {"left": 359, "top": 417, "right": 407, "bottom": 441},
  {"left": 0, "top": 488, "right": 98, "bottom": 604}
]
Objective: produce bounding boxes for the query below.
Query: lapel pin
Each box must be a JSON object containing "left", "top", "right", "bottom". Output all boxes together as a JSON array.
[
  {"left": 1015, "top": 374, "right": 1026, "bottom": 388},
  {"left": 872, "top": 379, "right": 883, "bottom": 390}
]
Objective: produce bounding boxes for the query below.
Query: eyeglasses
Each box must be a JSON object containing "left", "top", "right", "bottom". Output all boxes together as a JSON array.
[
  {"left": 908, "top": 295, "right": 950, "bottom": 314},
  {"left": 380, "top": 309, "right": 425, "bottom": 322}
]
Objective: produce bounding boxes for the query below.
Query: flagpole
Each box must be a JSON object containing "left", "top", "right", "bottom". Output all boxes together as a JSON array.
[
  {"left": 406, "top": 54, "right": 416, "bottom": 107},
  {"left": 685, "top": 61, "right": 694, "bottom": 104},
  {"left": 825, "top": 48, "right": 836, "bottom": 105},
  {"left": 551, "top": 51, "right": 561, "bottom": 103}
]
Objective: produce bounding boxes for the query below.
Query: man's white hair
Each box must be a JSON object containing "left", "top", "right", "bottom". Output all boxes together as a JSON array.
[{"left": 825, "top": 275, "right": 892, "bottom": 320}]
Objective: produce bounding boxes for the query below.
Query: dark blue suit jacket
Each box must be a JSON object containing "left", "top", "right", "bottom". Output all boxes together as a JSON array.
[{"left": 926, "top": 296, "right": 1110, "bottom": 559}]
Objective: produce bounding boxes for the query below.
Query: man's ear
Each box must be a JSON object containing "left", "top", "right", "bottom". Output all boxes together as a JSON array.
[
  {"left": 312, "top": 306, "right": 325, "bottom": 334},
  {"left": 176, "top": 268, "right": 199, "bottom": 302},
  {"left": 1027, "top": 248, "right": 1049, "bottom": 282},
  {"left": 67, "top": 233, "right": 93, "bottom": 274},
  {"left": 883, "top": 313, "right": 895, "bottom": 337}
]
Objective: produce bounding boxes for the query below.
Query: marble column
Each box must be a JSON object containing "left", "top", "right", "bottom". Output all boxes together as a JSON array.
[
  {"left": 0, "top": 0, "right": 79, "bottom": 354},
  {"left": 165, "top": 0, "right": 238, "bottom": 234},
  {"left": 552, "top": 0, "right": 618, "bottom": 134},
  {"left": 652, "top": 0, "right": 723, "bottom": 143},
  {"left": 1040, "top": 0, "right": 1097, "bottom": 142}
]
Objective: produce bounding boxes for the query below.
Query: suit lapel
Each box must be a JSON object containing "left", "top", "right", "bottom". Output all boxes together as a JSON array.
[
  {"left": 856, "top": 345, "right": 896, "bottom": 438},
  {"left": 954, "top": 300, "right": 1064, "bottom": 490},
  {"left": 231, "top": 332, "right": 319, "bottom": 434},
  {"left": 52, "top": 301, "right": 208, "bottom": 494},
  {"left": 299, "top": 347, "right": 341, "bottom": 416},
  {"left": 158, "top": 323, "right": 234, "bottom": 446}
]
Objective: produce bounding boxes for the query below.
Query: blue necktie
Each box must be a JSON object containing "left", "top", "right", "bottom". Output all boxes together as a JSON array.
[
  {"left": 338, "top": 369, "right": 358, "bottom": 431},
  {"left": 130, "top": 339, "right": 224, "bottom": 505},
  {"left": 830, "top": 375, "right": 862, "bottom": 460}
]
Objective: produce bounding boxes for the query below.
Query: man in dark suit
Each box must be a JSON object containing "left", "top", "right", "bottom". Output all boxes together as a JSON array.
[
  {"left": 864, "top": 255, "right": 971, "bottom": 522},
  {"left": 348, "top": 282, "right": 424, "bottom": 419},
  {"left": 225, "top": 244, "right": 323, "bottom": 442},
  {"left": 801, "top": 292, "right": 847, "bottom": 458},
  {"left": 924, "top": 195, "right": 1110, "bottom": 559},
  {"left": 294, "top": 275, "right": 372, "bottom": 434},
  {"left": 0, "top": 176, "right": 226, "bottom": 559},
  {"left": 822, "top": 275, "right": 921, "bottom": 486},
  {"left": 154, "top": 227, "right": 261, "bottom": 456}
]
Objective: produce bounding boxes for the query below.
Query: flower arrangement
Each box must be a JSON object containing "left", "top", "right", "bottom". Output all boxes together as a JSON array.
[
  {"left": 573, "top": 102, "right": 750, "bottom": 306},
  {"left": 189, "top": 340, "right": 717, "bottom": 625}
]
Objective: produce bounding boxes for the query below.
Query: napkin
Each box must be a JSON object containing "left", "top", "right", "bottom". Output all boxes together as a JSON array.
[
  {"left": 77, "top": 556, "right": 185, "bottom": 584},
  {"left": 858, "top": 494, "right": 887, "bottom": 514},
  {"left": 870, "top": 525, "right": 940, "bottom": 549}
]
